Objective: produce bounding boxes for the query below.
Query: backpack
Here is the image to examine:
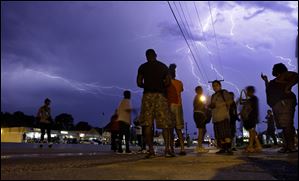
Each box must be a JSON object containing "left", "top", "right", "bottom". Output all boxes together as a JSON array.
[
  {"left": 240, "top": 100, "right": 252, "bottom": 121},
  {"left": 204, "top": 108, "right": 212, "bottom": 124}
]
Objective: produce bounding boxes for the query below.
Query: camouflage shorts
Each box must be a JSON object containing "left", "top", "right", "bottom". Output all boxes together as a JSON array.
[{"left": 139, "top": 93, "right": 172, "bottom": 129}]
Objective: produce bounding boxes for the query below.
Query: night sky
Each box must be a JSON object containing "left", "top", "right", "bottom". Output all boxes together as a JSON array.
[{"left": 1, "top": 1, "right": 298, "bottom": 138}]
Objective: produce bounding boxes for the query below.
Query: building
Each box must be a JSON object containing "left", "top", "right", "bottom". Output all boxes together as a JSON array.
[{"left": 1, "top": 127, "right": 102, "bottom": 144}]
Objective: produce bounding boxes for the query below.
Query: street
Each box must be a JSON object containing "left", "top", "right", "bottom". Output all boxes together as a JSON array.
[{"left": 1, "top": 143, "right": 298, "bottom": 180}]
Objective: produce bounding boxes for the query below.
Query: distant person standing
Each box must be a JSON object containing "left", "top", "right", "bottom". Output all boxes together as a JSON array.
[
  {"left": 36, "top": 98, "right": 53, "bottom": 148},
  {"left": 263, "top": 109, "right": 277, "bottom": 146},
  {"left": 261, "top": 63, "right": 298, "bottom": 153},
  {"left": 22, "top": 132, "right": 27, "bottom": 143},
  {"left": 166, "top": 63, "right": 186, "bottom": 156},
  {"left": 193, "top": 86, "right": 210, "bottom": 153},
  {"left": 137, "top": 49, "right": 172, "bottom": 158},
  {"left": 108, "top": 109, "right": 120, "bottom": 152},
  {"left": 116, "top": 90, "right": 133, "bottom": 154}
]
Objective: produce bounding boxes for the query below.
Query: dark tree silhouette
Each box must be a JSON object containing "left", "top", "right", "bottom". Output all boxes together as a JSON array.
[
  {"left": 75, "top": 121, "right": 92, "bottom": 131},
  {"left": 1, "top": 111, "right": 36, "bottom": 127},
  {"left": 55, "top": 113, "right": 74, "bottom": 131}
]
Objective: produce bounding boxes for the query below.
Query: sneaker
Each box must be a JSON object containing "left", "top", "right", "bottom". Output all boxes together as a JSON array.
[
  {"left": 169, "top": 151, "right": 176, "bottom": 157},
  {"left": 194, "top": 147, "right": 201, "bottom": 152},
  {"left": 226, "top": 149, "right": 234, "bottom": 155},
  {"left": 165, "top": 151, "right": 175, "bottom": 158},
  {"left": 145, "top": 152, "right": 156, "bottom": 159},
  {"left": 141, "top": 150, "right": 148, "bottom": 154},
  {"left": 215, "top": 149, "right": 226, "bottom": 154},
  {"left": 117, "top": 150, "right": 124, "bottom": 154},
  {"left": 125, "top": 150, "right": 133, "bottom": 154},
  {"left": 232, "top": 148, "right": 237, "bottom": 151},
  {"left": 196, "top": 147, "right": 209, "bottom": 153},
  {"left": 244, "top": 147, "right": 255, "bottom": 153}
]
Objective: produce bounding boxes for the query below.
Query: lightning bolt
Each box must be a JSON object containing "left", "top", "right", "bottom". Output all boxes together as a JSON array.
[
  {"left": 203, "top": 15, "right": 211, "bottom": 32},
  {"left": 245, "top": 44, "right": 255, "bottom": 51},
  {"left": 26, "top": 69, "right": 142, "bottom": 97},
  {"left": 184, "top": 49, "right": 202, "bottom": 85},
  {"left": 275, "top": 56, "right": 297, "bottom": 71},
  {"left": 196, "top": 42, "right": 213, "bottom": 55},
  {"left": 266, "top": 51, "right": 297, "bottom": 71},
  {"left": 176, "top": 47, "right": 211, "bottom": 92},
  {"left": 203, "top": 6, "right": 218, "bottom": 33},
  {"left": 210, "top": 64, "right": 224, "bottom": 80}
]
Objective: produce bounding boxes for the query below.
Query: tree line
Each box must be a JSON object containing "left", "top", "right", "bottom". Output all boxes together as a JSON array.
[{"left": 1, "top": 111, "right": 96, "bottom": 131}]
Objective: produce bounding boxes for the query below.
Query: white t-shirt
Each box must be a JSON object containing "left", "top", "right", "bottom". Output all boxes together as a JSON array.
[
  {"left": 117, "top": 99, "right": 132, "bottom": 125},
  {"left": 210, "top": 90, "right": 232, "bottom": 123}
]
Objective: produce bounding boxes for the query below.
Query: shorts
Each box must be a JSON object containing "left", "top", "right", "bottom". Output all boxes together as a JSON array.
[
  {"left": 214, "top": 119, "right": 231, "bottom": 140},
  {"left": 139, "top": 93, "right": 172, "bottom": 129},
  {"left": 193, "top": 112, "right": 206, "bottom": 129},
  {"left": 243, "top": 120, "right": 257, "bottom": 130},
  {"left": 170, "top": 104, "right": 184, "bottom": 129}
]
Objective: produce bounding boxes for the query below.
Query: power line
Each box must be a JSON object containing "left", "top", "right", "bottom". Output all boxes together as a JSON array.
[
  {"left": 193, "top": 1, "right": 222, "bottom": 84},
  {"left": 167, "top": 1, "right": 207, "bottom": 83},
  {"left": 174, "top": 1, "right": 209, "bottom": 82},
  {"left": 207, "top": 1, "right": 224, "bottom": 79},
  {"left": 173, "top": 2, "right": 193, "bottom": 45},
  {"left": 180, "top": 2, "right": 210, "bottom": 82},
  {"left": 193, "top": 2, "right": 214, "bottom": 66}
]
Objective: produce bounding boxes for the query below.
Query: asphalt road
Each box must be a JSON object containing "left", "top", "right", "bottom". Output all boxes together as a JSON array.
[{"left": 1, "top": 143, "right": 298, "bottom": 180}]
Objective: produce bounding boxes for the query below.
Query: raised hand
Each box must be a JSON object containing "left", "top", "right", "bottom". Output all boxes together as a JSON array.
[{"left": 261, "top": 73, "right": 268, "bottom": 82}]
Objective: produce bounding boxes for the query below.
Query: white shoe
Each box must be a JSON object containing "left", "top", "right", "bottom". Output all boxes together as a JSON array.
[{"left": 195, "top": 147, "right": 209, "bottom": 153}]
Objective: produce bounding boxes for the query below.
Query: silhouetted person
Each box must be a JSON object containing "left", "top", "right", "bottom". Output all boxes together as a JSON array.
[
  {"left": 263, "top": 109, "right": 277, "bottom": 145},
  {"left": 22, "top": 132, "right": 27, "bottom": 143},
  {"left": 209, "top": 80, "right": 233, "bottom": 155},
  {"left": 261, "top": 63, "right": 298, "bottom": 153},
  {"left": 116, "top": 90, "right": 133, "bottom": 154},
  {"left": 36, "top": 98, "right": 53, "bottom": 148},
  {"left": 166, "top": 63, "right": 185, "bottom": 156},
  {"left": 240, "top": 86, "right": 262, "bottom": 153},
  {"left": 137, "top": 49, "right": 172, "bottom": 158},
  {"left": 193, "top": 86, "right": 210, "bottom": 153},
  {"left": 109, "top": 109, "right": 120, "bottom": 152}
]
